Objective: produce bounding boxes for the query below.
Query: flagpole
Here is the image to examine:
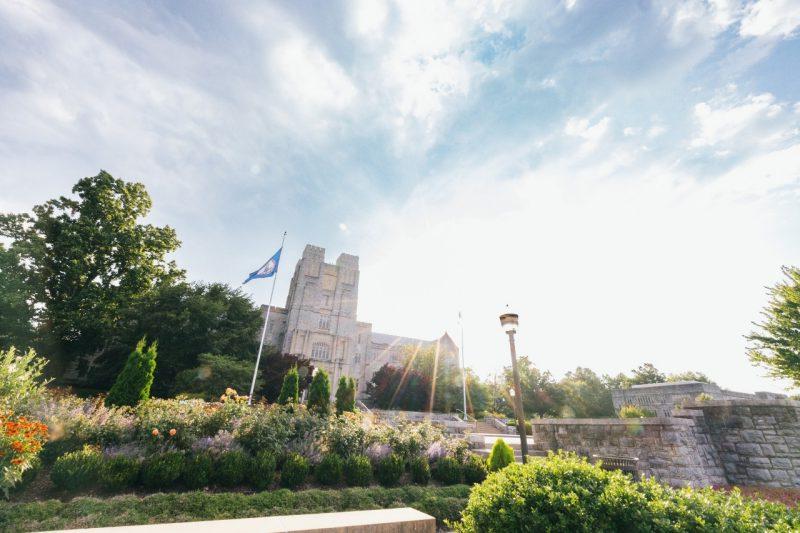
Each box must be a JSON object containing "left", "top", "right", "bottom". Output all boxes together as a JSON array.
[
  {"left": 459, "top": 311, "right": 468, "bottom": 421},
  {"left": 248, "top": 231, "right": 287, "bottom": 405}
]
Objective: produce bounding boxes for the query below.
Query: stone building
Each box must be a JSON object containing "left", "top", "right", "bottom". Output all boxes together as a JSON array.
[
  {"left": 612, "top": 381, "right": 784, "bottom": 417},
  {"left": 261, "top": 244, "right": 458, "bottom": 397}
]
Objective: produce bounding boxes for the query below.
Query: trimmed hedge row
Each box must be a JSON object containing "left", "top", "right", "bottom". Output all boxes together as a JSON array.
[
  {"left": 0, "top": 486, "right": 471, "bottom": 532},
  {"left": 48, "top": 447, "right": 486, "bottom": 494}
]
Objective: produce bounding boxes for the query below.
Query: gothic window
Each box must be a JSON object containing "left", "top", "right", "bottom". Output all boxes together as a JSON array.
[
  {"left": 311, "top": 342, "right": 330, "bottom": 361},
  {"left": 318, "top": 315, "right": 330, "bottom": 330}
]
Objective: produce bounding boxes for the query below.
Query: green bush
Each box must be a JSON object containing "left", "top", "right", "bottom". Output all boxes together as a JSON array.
[
  {"left": 618, "top": 404, "right": 655, "bottom": 418},
  {"left": 140, "top": 451, "right": 184, "bottom": 490},
  {"left": 280, "top": 453, "right": 309, "bottom": 489},
  {"left": 105, "top": 338, "right": 157, "bottom": 407},
  {"left": 335, "top": 376, "right": 356, "bottom": 414},
  {"left": 461, "top": 454, "right": 487, "bottom": 484},
  {"left": 247, "top": 451, "right": 277, "bottom": 491},
  {"left": 315, "top": 454, "right": 344, "bottom": 486},
  {"left": 182, "top": 453, "right": 213, "bottom": 489},
  {"left": 486, "top": 439, "right": 514, "bottom": 472},
  {"left": 432, "top": 457, "right": 462, "bottom": 485},
  {"left": 410, "top": 456, "right": 430, "bottom": 485},
  {"left": 40, "top": 438, "right": 82, "bottom": 465},
  {"left": 374, "top": 454, "right": 404, "bottom": 487},
  {"left": 50, "top": 446, "right": 102, "bottom": 491},
  {"left": 454, "top": 452, "right": 800, "bottom": 532},
  {"left": 100, "top": 455, "right": 140, "bottom": 491},
  {"left": 213, "top": 450, "right": 250, "bottom": 487},
  {"left": 307, "top": 369, "right": 331, "bottom": 415},
  {"left": 277, "top": 367, "right": 299, "bottom": 404},
  {"left": 343, "top": 455, "right": 372, "bottom": 487}
]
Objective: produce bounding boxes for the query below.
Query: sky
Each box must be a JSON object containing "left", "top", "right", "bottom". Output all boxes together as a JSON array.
[{"left": 1, "top": 0, "right": 799, "bottom": 394}]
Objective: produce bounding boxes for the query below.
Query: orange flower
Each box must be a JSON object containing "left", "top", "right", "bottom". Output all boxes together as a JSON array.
[
  {"left": 152, "top": 428, "right": 159, "bottom": 436},
  {"left": 169, "top": 428, "right": 177, "bottom": 437}
]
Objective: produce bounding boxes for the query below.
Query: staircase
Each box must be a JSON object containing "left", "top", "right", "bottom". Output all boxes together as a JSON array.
[{"left": 473, "top": 420, "right": 498, "bottom": 434}]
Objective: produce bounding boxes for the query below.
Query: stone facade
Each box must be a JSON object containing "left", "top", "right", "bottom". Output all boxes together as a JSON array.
[
  {"left": 523, "top": 398, "right": 800, "bottom": 488},
  {"left": 611, "top": 381, "right": 773, "bottom": 417},
  {"left": 262, "top": 244, "right": 458, "bottom": 397}
]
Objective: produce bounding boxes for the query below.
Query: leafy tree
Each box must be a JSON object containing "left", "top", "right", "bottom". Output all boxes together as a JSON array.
[
  {"left": 366, "top": 363, "right": 429, "bottom": 411},
  {"left": 0, "top": 171, "right": 182, "bottom": 381},
  {"left": 628, "top": 363, "right": 666, "bottom": 385},
  {"left": 666, "top": 371, "right": 714, "bottom": 384},
  {"left": 307, "top": 369, "right": 330, "bottom": 414},
  {"left": 120, "top": 282, "right": 262, "bottom": 395},
  {"left": 335, "top": 376, "right": 357, "bottom": 414},
  {"left": 105, "top": 338, "right": 157, "bottom": 407},
  {"left": 502, "top": 356, "right": 564, "bottom": 417},
  {"left": 172, "top": 353, "right": 257, "bottom": 400},
  {"left": 559, "top": 367, "right": 615, "bottom": 418},
  {"left": 259, "top": 352, "right": 314, "bottom": 403},
  {"left": 0, "top": 347, "right": 50, "bottom": 413},
  {"left": 0, "top": 245, "right": 36, "bottom": 351},
  {"left": 747, "top": 266, "right": 800, "bottom": 387},
  {"left": 277, "top": 366, "right": 299, "bottom": 404}
]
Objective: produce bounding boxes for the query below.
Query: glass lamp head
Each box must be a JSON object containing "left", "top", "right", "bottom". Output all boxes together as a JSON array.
[{"left": 499, "top": 312, "right": 519, "bottom": 334}]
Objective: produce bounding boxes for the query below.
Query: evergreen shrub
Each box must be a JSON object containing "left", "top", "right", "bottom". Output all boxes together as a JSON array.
[
  {"left": 105, "top": 338, "right": 157, "bottom": 407},
  {"left": 315, "top": 453, "right": 344, "bottom": 486},
  {"left": 433, "top": 457, "right": 462, "bottom": 485},
  {"left": 410, "top": 456, "right": 431, "bottom": 485},
  {"left": 343, "top": 454, "right": 372, "bottom": 487},
  {"left": 307, "top": 370, "right": 331, "bottom": 415},
  {"left": 280, "top": 453, "right": 309, "bottom": 489},
  {"left": 182, "top": 453, "right": 213, "bottom": 489},
  {"left": 247, "top": 451, "right": 277, "bottom": 490},
  {"left": 461, "top": 454, "right": 487, "bottom": 484},
  {"left": 100, "top": 455, "right": 140, "bottom": 491},
  {"left": 374, "top": 454, "right": 404, "bottom": 486},
  {"left": 213, "top": 450, "right": 250, "bottom": 487},
  {"left": 140, "top": 451, "right": 184, "bottom": 490},
  {"left": 50, "top": 446, "right": 102, "bottom": 491},
  {"left": 486, "top": 439, "right": 514, "bottom": 472}
]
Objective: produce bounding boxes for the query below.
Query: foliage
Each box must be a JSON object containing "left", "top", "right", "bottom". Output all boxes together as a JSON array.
[
  {"left": 324, "top": 412, "right": 368, "bottom": 458},
  {"left": 135, "top": 398, "right": 206, "bottom": 449},
  {"left": 366, "top": 364, "right": 427, "bottom": 411},
  {"left": 453, "top": 452, "right": 800, "bottom": 532},
  {"left": 374, "top": 453, "right": 404, "bottom": 486},
  {"left": 213, "top": 450, "right": 250, "bottom": 487},
  {"left": 0, "top": 245, "right": 36, "bottom": 352},
  {"left": 343, "top": 455, "right": 372, "bottom": 487},
  {"left": 100, "top": 455, "right": 140, "bottom": 491},
  {"left": 695, "top": 393, "right": 714, "bottom": 403},
  {"left": 335, "top": 376, "right": 356, "bottom": 414},
  {"left": 432, "top": 456, "right": 462, "bottom": 485},
  {"left": 0, "top": 347, "right": 50, "bottom": 413},
  {"left": 558, "top": 367, "right": 615, "bottom": 418},
  {"left": 173, "top": 354, "right": 256, "bottom": 401},
  {"left": 105, "top": 339, "right": 157, "bottom": 407},
  {"left": 666, "top": 371, "right": 714, "bottom": 384},
  {"left": 386, "top": 420, "right": 443, "bottom": 461},
  {"left": 0, "top": 412, "right": 48, "bottom": 496},
  {"left": 50, "top": 445, "right": 102, "bottom": 491},
  {"left": 619, "top": 404, "right": 656, "bottom": 418},
  {"left": 0, "top": 486, "right": 472, "bottom": 532},
  {"left": 0, "top": 171, "right": 183, "bottom": 384},
  {"left": 258, "top": 352, "right": 314, "bottom": 403},
  {"left": 307, "top": 369, "right": 330, "bottom": 415},
  {"left": 315, "top": 453, "right": 344, "bottom": 486},
  {"left": 181, "top": 453, "right": 213, "bottom": 489},
  {"left": 748, "top": 266, "right": 800, "bottom": 387},
  {"left": 501, "top": 356, "right": 564, "bottom": 417},
  {"left": 461, "top": 454, "right": 487, "bottom": 485},
  {"left": 280, "top": 453, "right": 309, "bottom": 489},
  {"left": 487, "top": 439, "right": 514, "bottom": 472},
  {"left": 277, "top": 367, "right": 300, "bottom": 405},
  {"left": 410, "top": 456, "right": 431, "bottom": 485},
  {"left": 234, "top": 403, "right": 325, "bottom": 460},
  {"left": 628, "top": 363, "right": 666, "bottom": 385},
  {"left": 140, "top": 451, "right": 185, "bottom": 490},
  {"left": 247, "top": 451, "right": 277, "bottom": 491}
]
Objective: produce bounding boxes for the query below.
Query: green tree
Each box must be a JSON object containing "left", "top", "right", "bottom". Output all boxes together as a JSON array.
[
  {"left": 502, "top": 356, "right": 564, "bottom": 417},
  {"left": 105, "top": 338, "right": 157, "bottom": 407},
  {"left": 559, "top": 367, "right": 615, "bottom": 418},
  {"left": 307, "top": 369, "right": 330, "bottom": 414},
  {"left": 277, "top": 366, "right": 299, "bottom": 404},
  {"left": 747, "top": 266, "right": 800, "bottom": 387},
  {"left": 172, "top": 353, "right": 256, "bottom": 400},
  {"left": 336, "top": 376, "right": 356, "bottom": 414},
  {"left": 0, "top": 171, "right": 182, "bottom": 382},
  {"left": 628, "top": 363, "right": 666, "bottom": 385},
  {"left": 259, "top": 352, "right": 314, "bottom": 403},
  {"left": 666, "top": 371, "right": 714, "bottom": 384},
  {"left": 0, "top": 245, "right": 36, "bottom": 351}
]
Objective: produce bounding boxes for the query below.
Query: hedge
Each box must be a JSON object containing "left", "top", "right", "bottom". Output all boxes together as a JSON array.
[{"left": 0, "top": 486, "right": 471, "bottom": 532}]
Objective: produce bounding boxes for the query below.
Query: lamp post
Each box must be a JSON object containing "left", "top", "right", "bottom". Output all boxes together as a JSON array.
[{"left": 500, "top": 311, "right": 528, "bottom": 463}]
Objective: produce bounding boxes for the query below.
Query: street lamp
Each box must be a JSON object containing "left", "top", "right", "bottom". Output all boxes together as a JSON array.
[{"left": 500, "top": 311, "right": 528, "bottom": 463}]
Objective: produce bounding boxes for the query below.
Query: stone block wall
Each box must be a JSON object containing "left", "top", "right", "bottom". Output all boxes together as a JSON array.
[
  {"left": 527, "top": 417, "right": 726, "bottom": 487},
  {"left": 684, "top": 400, "right": 800, "bottom": 488}
]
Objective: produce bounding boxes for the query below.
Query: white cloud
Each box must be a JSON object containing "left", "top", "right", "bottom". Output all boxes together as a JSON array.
[
  {"left": 691, "top": 92, "right": 788, "bottom": 147},
  {"left": 540, "top": 77, "right": 557, "bottom": 89},
  {"left": 623, "top": 126, "right": 640, "bottom": 137},
  {"left": 339, "top": 222, "right": 349, "bottom": 232},
  {"left": 564, "top": 115, "right": 611, "bottom": 153},
  {"left": 647, "top": 125, "right": 667, "bottom": 138},
  {"left": 740, "top": 0, "right": 800, "bottom": 38}
]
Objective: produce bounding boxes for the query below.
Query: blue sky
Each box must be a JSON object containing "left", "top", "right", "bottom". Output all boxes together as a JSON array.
[{"left": 2, "top": 0, "right": 799, "bottom": 393}]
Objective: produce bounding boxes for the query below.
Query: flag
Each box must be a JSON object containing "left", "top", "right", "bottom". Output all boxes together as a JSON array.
[{"left": 243, "top": 248, "right": 282, "bottom": 284}]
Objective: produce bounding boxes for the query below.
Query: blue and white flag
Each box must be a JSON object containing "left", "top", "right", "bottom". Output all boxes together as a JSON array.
[{"left": 243, "top": 248, "right": 282, "bottom": 284}]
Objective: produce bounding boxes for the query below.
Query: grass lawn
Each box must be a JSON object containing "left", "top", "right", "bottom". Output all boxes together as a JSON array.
[{"left": 0, "top": 485, "right": 470, "bottom": 532}]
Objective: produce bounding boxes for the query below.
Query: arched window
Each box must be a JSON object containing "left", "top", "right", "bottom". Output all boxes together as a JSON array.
[{"left": 311, "top": 342, "right": 330, "bottom": 361}]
